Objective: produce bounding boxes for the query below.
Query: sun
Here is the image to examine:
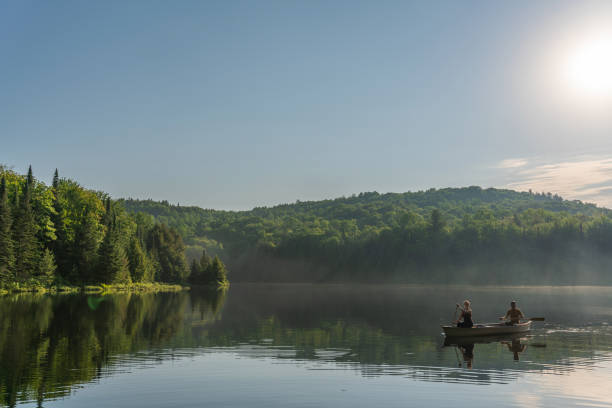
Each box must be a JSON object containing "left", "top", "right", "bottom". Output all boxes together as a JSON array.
[{"left": 564, "top": 30, "right": 612, "bottom": 98}]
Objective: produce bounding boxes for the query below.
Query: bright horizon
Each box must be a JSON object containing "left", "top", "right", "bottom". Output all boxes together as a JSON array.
[{"left": 2, "top": 1, "right": 612, "bottom": 210}]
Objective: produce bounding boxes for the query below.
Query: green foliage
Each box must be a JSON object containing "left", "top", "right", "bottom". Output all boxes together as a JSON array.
[
  {"left": 12, "top": 176, "right": 39, "bottom": 281},
  {"left": 210, "top": 255, "right": 228, "bottom": 285},
  {"left": 147, "top": 224, "right": 189, "bottom": 283},
  {"left": 0, "top": 177, "right": 14, "bottom": 283},
  {"left": 97, "top": 227, "right": 131, "bottom": 284},
  {"left": 0, "top": 166, "right": 200, "bottom": 287},
  {"left": 123, "top": 187, "right": 612, "bottom": 283},
  {"left": 188, "top": 249, "right": 228, "bottom": 286},
  {"left": 38, "top": 248, "right": 57, "bottom": 285},
  {"left": 128, "top": 238, "right": 154, "bottom": 282}
]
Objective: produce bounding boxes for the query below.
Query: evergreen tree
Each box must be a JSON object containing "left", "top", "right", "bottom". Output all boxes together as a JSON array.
[
  {"left": 127, "top": 238, "right": 152, "bottom": 282},
  {"left": 102, "top": 198, "right": 113, "bottom": 227},
  {"left": 97, "top": 227, "right": 130, "bottom": 284},
  {"left": 51, "top": 169, "right": 70, "bottom": 278},
  {"left": 146, "top": 224, "right": 189, "bottom": 282},
  {"left": 38, "top": 248, "right": 57, "bottom": 286},
  {"left": 73, "top": 210, "right": 100, "bottom": 283},
  {"left": 52, "top": 169, "right": 59, "bottom": 189},
  {"left": 0, "top": 177, "right": 14, "bottom": 283},
  {"left": 210, "top": 255, "right": 228, "bottom": 284},
  {"left": 13, "top": 173, "right": 39, "bottom": 281},
  {"left": 26, "top": 165, "right": 34, "bottom": 188}
]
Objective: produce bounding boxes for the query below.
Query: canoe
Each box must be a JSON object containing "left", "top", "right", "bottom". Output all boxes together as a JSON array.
[{"left": 441, "top": 321, "right": 531, "bottom": 337}]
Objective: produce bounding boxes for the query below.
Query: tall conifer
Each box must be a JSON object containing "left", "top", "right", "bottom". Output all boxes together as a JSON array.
[
  {"left": 0, "top": 177, "right": 15, "bottom": 283},
  {"left": 52, "top": 169, "right": 59, "bottom": 189},
  {"left": 210, "top": 256, "right": 228, "bottom": 284},
  {"left": 51, "top": 169, "right": 69, "bottom": 278},
  {"left": 127, "top": 238, "right": 151, "bottom": 282},
  {"left": 13, "top": 169, "right": 39, "bottom": 281},
  {"left": 98, "top": 227, "right": 130, "bottom": 284},
  {"left": 74, "top": 209, "right": 100, "bottom": 283}
]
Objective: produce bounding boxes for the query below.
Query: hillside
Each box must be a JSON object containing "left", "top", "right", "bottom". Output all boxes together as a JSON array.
[{"left": 121, "top": 187, "right": 612, "bottom": 284}]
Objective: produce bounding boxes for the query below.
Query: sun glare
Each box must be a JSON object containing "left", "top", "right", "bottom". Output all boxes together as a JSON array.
[{"left": 564, "top": 30, "right": 612, "bottom": 98}]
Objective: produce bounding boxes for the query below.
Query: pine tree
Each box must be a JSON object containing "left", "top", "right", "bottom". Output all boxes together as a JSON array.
[
  {"left": 52, "top": 169, "right": 59, "bottom": 189},
  {"left": 73, "top": 210, "right": 100, "bottom": 283},
  {"left": 13, "top": 171, "right": 39, "bottom": 281},
  {"left": 38, "top": 248, "right": 57, "bottom": 286},
  {"left": 26, "top": 165, "right": 33, "bottom": 187},
  {"left": 51, "top": 169, "right": 70, "bottom": 278},
  {"left": 127, "top": 238, "right": 151, "bottom": 282},
  {"left": 98, "top": 225, "right": 130, "bottom": 284},
  {"left": 210, "top": 255, "right": 228, "bottom": 285},
  {"left": 146, "top": 224, "right": 189, "bottom": 282},
  {"left": 102, "top": 198, "right": 113, "bottom": 227},
  {"left": 0, "top": 177, "right": 15, "bottom": 283},
  {"left": 189, "top": 248, "right": 212, "bottom": 284}
]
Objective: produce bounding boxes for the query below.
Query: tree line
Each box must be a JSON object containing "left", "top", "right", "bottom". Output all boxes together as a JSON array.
[
  {"left": 122, "top": 187, "right": 612, "bottom": 284},
  {"left": 0, "top": 166, "right": 228, "bottom": 288}
]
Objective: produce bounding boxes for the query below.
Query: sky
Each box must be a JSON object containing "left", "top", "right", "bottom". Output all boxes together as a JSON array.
[{"left": 1, "top": 0, "right": 612, "bottom": 210}]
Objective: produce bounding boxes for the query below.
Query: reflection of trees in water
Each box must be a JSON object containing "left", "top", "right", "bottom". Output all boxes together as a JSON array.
[
  {"left": 0, "top": 290, "right": 227, "bottom": 407},
  {"left": 193, "top": 285, "right": 612, "bottom": 383},
  {"left": 3, "top": 285, "right": 612, "bottom": 405}
]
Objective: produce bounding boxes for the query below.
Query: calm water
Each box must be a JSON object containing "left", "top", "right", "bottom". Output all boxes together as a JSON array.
[{"left": 3, "top": 284, "right": 612, "bottom": 407}]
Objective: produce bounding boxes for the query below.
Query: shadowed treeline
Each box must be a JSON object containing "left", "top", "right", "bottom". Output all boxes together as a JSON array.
[{"left": 123, "top": 187, "right": 612, "bottom": 284}]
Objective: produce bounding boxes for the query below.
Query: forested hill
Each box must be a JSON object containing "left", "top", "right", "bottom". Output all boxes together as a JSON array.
[{"left": 121, "top": 187, "right": 612, "bottom": 284}]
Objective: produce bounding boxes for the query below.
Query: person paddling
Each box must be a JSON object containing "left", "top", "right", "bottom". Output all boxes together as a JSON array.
[
  {"left": 500, "top": 300, "right": 524, "bottom": 325},
  {"left": 454, "top": 300, "right": 473, "bottom": 328}
]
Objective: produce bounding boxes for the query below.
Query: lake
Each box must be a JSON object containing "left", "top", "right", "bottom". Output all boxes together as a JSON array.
[{"left": 3, "top": 284, "right": 612, "bottom": 407}]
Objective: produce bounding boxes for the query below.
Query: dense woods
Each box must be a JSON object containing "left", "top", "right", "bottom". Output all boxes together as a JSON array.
[
  {"left": 0, "top": 166, "right": 228, "bottom": 289},
  {"left": 123, "top": 187, "right": 612, "bottom": 284}
]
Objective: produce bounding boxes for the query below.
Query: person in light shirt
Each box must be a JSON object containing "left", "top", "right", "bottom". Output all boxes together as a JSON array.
[{"left": 500, "top": 300, "right": 524, "bottom": 325}]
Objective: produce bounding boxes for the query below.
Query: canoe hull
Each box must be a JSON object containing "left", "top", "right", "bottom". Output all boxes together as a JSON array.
[{"left": 442, "top": 321, "right": 531, "bottom": 337}]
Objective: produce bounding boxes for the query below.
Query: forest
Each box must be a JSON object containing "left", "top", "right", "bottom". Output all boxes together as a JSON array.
[
  {"left": 0, "top": 166, "right": 228, "bottom": 290},
  {"left": 122, "top": 187, "right": 612, "bottom": 284}
]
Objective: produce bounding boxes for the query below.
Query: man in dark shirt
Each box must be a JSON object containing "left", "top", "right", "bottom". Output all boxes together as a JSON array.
[{"left": 500, "top": 301, "right": 524, "bottom": 325}]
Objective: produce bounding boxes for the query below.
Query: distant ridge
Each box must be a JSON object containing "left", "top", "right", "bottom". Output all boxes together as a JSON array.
[{"left": 121, "top": 187, "right": 612, "bottom": 285}]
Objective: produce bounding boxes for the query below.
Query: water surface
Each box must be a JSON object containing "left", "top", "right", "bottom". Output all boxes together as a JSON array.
[{"left": 3, "top": 284, "right": 612, "bottom": 407}]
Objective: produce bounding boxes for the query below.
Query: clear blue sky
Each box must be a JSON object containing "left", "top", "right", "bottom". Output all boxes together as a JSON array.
[{"left": 2, "top": 1, "right": 612, "bottom": 209}]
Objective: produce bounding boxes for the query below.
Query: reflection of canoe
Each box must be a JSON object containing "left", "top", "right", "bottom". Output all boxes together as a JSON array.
[
  {"left": 441, "top": 321, "right": 531, "bottom": 337},
  {"left": 443, "top": 332, "right": 524, "bottom": 347}
]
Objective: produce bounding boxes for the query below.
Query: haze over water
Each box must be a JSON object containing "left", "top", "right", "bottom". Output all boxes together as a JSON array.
[{"left": 5, "top": 284, "right": 612, "bottom": 408}]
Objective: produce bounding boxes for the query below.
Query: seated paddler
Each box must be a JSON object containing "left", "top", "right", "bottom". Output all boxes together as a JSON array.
[
  {"left": 454, "top": 299, "right": 473, "bottom": 328},
  {"left": 500, "top": 300, "right": 524, "bottom": 325}
]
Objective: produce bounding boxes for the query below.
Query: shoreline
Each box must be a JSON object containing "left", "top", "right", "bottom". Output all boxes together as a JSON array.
[{"left": 0, "top": 282, "right": 189, "bottom": 296}]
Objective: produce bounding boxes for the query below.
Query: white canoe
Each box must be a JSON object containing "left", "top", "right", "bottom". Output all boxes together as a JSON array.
[{"left": 442, "top": 321, "right": 531, "bottom": 337}]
